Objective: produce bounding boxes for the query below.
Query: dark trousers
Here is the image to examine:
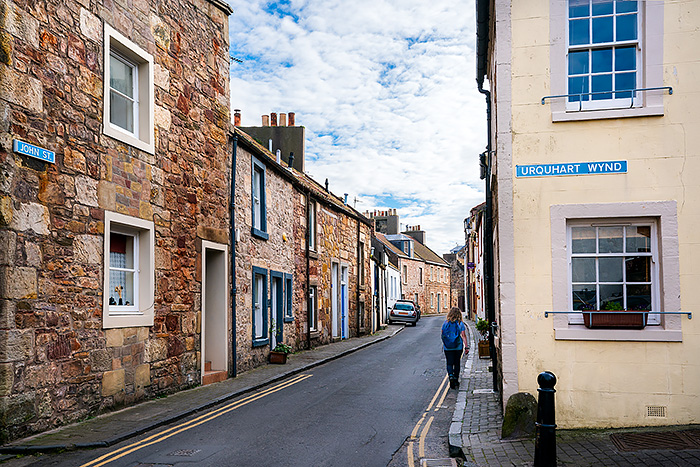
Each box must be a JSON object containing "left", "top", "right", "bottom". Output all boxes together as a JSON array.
[{"left": 444, "top": 349, "right": 462, "bottom": 380}]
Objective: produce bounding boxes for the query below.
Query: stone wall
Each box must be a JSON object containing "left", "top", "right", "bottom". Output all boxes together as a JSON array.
[
  {"left": 426, "top": 265, "right": 451, "bottom": 314},
  {"left": 0, "top": 0, "right": 231, "bottom": 442}
]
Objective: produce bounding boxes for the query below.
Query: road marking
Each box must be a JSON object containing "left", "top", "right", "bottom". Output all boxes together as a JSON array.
[
  {"left": 407, "top": 374, "right": 449, "bottom": 465},
  {"left": 419, "top": 415, "right": 434, "bottom": 458},
  {"left": 434, "top": 380, "right": 450, "bottom": 412},
  {"left": 81, "top": 374, "right": 313, "bottom": 467}
]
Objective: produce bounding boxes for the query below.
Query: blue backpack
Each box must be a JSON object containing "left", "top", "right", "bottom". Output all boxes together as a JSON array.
[{"left": 441, "top": 321, "right": 461, "bottom": 349}]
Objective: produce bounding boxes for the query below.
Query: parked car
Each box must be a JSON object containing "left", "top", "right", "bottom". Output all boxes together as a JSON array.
[{"left": 388, "top": 300, "right": 419, "bottom": 326}]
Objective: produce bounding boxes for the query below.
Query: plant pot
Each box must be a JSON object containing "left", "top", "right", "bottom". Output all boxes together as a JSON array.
[
  {"left": 582, "top": 310, "right": 647, "bottom": 329},
  {"left": 478, "top": 339, "right": 490, "bottom": 358},
  {"left": 269, "top": 351, "right": 287, "bottom": 364}
]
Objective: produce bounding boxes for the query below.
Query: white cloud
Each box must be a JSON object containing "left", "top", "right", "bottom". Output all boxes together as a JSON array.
[{"left": 229, "top": 0, "right": 486, "bottom": 253}]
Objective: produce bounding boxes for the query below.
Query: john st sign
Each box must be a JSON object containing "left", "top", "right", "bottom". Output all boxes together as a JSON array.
[{"left": 13, "top": 139, "right": 55, "bottom": 164}]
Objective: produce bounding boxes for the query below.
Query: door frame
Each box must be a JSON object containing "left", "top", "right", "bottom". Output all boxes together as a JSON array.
[{"left": 201, "top": 241, "right": 229, "bottom": 380}]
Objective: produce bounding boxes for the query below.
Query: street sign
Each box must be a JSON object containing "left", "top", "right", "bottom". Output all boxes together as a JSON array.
[
  {"left": 13, "top": 139, "right": 55, "bottom": 164},
  {"left": 516, "top": 160, "right": 626, "bottom": 178}
]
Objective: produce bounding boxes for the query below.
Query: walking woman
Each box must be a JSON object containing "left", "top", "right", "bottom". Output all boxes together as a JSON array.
[{"left": 441, "top": 307, "right": 468, "bottom": 389}]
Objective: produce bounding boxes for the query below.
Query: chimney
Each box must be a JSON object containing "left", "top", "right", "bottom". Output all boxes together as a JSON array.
[
  {"left": 234, "top": 109, "right": 241, "bottom": 126},
  {"left": 288, "top": 112, "right": 295, "bottom": 126},
  {"left": 271, "top": 112, "right": 278, "bottom": 126},
  {"left": 288, "top": 152, "right": 294, "bottom": 168},
  {"left": 262, "top": 115, "right": 270, "bottom": 126},
  {"left": 325, "top": 179, "right": 329, "bottom": 192},
  {"left": 280, "top": 113, "right": 287, "bottom": 126}
]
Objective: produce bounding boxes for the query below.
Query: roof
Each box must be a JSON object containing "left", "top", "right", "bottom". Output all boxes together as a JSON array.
[
  {"left": 374, "top": 233, "right": 408, "bottom": 259},
  {"left": 233, "top": 127, "right": 371, "bottom": 226},
  {"left": 384, "top": 233, "right": 413, "bottom": 242},
  {"left": 413, "top": 240, "right": 449, "bottom": 266}
]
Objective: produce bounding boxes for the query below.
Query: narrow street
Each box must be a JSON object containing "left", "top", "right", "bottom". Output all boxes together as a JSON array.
[{"left": 4, "top": 316, "right": 457, "bottom": 467}]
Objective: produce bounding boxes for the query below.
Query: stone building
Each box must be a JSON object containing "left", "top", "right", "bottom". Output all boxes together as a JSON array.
[
  {"left": 232, "top": 124, "right": 373, "bottom": 372},
  {"left": 0, "top": 0, "right": 233, "bottom": 442},
  {"left": 443, "top": 245, "right": 466, "bottom": 312}
]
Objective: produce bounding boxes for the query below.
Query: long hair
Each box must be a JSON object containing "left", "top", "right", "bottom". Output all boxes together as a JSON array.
[{"left": 446, "top": 307, "right": 462, "bottom": 323}]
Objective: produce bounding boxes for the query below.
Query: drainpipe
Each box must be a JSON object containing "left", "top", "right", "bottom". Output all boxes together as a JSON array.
[
  {"left": 476, "top": 0, "right": 498, "bottom": 393},
  {"left": 306, "top": 190, "right": 312, "bottom": 350},
  {"left": 356, "top": 219, "right": 361, "bottom": 336},
  {"left": 230, "top": 133, "right": 238, "bottom": 377}
]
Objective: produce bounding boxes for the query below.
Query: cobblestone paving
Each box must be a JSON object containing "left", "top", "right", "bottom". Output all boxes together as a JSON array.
[{"left": 458, "top": 320, "right": 700, "bottom": 466}]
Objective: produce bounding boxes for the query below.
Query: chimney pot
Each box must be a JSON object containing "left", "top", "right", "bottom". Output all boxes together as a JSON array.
[
  {"left": 271, "top": 112, "right": 278, "bottom": 126},
  {"left": 234, "top": 109, "right": 241, "bottom": 126},
  {"left": 262, "top": 115, "right": 269, "bottom": 126},
  {"left": 288, "top": 112, "right": 295, "bottom": 126},
  {"left": 280, "top": 113, "right": 287, "bottom": 126}
]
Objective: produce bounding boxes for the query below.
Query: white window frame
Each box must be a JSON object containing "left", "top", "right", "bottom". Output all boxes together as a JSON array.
[
  {"left": 308, "top": 200, "right": 316, "bottom": 251},
  {"left": 103, "top": 23, "right": 154, "bottom": 154},
  {"left": 103, "top": 211, "right": 154, "bottom": 328},
  {"left": 551, "top": 202, "right": 682, "bottom": 341},
  {"left": 549, "top": 0, "right": 664, "bottom": 122}
]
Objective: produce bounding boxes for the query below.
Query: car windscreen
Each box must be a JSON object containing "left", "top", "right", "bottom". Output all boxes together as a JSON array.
[{"left": 394, "top": 303, "right": 414, "bottom": 311}]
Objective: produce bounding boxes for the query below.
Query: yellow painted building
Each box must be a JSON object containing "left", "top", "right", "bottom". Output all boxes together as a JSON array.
[{"left": 477, "top": 0, "right": 699, "bottom": 428}]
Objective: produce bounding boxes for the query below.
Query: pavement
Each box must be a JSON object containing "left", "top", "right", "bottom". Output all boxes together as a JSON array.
[
  {"left": 0, "top": 324, "right": 405, "bottom": 457},
  {"left": 452, "top": 319, "right": 700, "bottom": 466}
]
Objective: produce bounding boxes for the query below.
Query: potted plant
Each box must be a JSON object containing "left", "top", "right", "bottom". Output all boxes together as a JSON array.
[
  {"left": 581, "top": 301, "right": 647, "bottom": 329},
  {"left": 476, "top": 318, "right": 490, "bottom": 358},
  {"left": 269, "top": 343, "right": 292, "bottom": 364}
]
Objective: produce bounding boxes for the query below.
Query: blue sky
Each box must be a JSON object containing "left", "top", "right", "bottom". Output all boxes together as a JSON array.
[{"left": 227, "top": 0, "right": 486, "bottom": 254}]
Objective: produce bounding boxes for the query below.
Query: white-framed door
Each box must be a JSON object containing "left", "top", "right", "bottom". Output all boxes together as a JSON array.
[
  {"left": 201, "top": 241, "right": 228, "bottom": 381},
  {"left": 341, "top": 265, "right": 349, "bottom": 339}
]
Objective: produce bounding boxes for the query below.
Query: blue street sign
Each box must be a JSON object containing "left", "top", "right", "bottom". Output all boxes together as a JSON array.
[
  {"left": 13, "top": 139, "right": 55, "bottom": 164},
  {"left": 516, "top": 160, "right": 627, "bottom": 178}
]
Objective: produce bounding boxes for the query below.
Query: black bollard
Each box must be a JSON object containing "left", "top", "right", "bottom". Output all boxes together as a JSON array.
[{"left": 534, "top": 371, "right": 557, "bottom": 466}]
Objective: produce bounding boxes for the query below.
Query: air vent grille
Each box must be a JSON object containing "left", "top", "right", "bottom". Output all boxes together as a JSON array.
[{"left": 647, "top": 406, "right": 667, "bottom": 418}]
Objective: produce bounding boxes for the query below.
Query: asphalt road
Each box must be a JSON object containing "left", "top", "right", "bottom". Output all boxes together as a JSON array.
[{"left": 7, "top": 316, "right": 454, "bottom": 467}]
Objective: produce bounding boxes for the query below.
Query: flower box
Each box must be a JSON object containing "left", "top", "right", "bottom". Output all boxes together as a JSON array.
[
  {"left": 269, "top": 351, "right": 287, "bottom": 364},
  {"left": 478, "top": 340, "right": 490, "bottom": 358},
  {"left": 582, "top": 310, "right": 647, "bottom": 329}
]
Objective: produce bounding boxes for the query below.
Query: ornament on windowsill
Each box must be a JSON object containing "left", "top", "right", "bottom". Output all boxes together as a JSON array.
[{"left": 115, "top": 285, "right": 123, "bottom": 305}]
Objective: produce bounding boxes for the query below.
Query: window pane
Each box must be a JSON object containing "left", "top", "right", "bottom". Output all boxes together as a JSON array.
[
  {"left": 110, "top": 55, "right": 134, "bottom": 97},
  {"left": 572, "top": 257, "right": 596, "bottom": 282},
  {"left": 592, "top": 0, "right": 613, "bottom": 16},
  {"left": 592, "top": 16, "right": 613, "bottom": 43},
  {"left": 591, "top": 48, "right": 612, "bottom": 72},
  {"left": 626, "top": 226, "right": 651, "bottom": 252},
  {"left": 591, "top": 74, "right": 613, "bottom": 100},
  {"left": 110, "top": 233, "right": 134, "bottom": 268},
  {"left": 110, "top": 91, "right": 134, "bottom": 132},
  {"left": 572, "top": 284, "right": 597, "bottom": 310},
  {"left": 615, "top": 72, "right": 636, "bottom": 98},
  {"left": 569, "top": 19, "right": 590, "bottom": 46},
  {"left": 254, "top": 275, "right": 264, "bottom": 338},
  {"left": 569, "top": 0, "right": 589, "bottom": 18},
  {"left": 616, "top": 13, "right": 637, "bottom": 41},
  {"left": 626, "top": 284, "right": 651, "bottom": 310},
  {"left": 626, "top": 256, "right": 651, "bottom": 282},
  {"left": 615, "top": 46, "right": 636, "bottom": 71},
  {"left": 617, "top": 0, "right": 637, "bottom": 13},
  {"left": 598, "top": 226, "right": 623, "bottom": 253},
  {"left": 572, "top": 227, "right": 596, "bottom": 253},
  {"left": 569, "top": 50, "right": 590, "bottom": 75},
  {"left": 600, "top": 284, "right": 623, "bottom": 309},
  {"left": 568, "top": 76, "right": 590, "bottom": 101},
  {"left": 109, "top": 271, "right": 134, "bottom": 306},
  {"left": 599, "top": 257, "right": 623, "bottom": 282}
]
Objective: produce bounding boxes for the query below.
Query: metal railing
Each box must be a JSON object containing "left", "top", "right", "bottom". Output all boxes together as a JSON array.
[
  {"left": 540, "top": 86, "right": 673, "bottom": 107},
  {"left": 544, "top": 310, "right": 692, "bottom": 319}
]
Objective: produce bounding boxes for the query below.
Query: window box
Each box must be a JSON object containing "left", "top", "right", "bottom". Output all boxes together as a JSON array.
[
  {"left": 478, "top": 340, "right": 490, "bottom": 358},
  {"left": 582, "top": 310, "right": 647, "bottom": 329},
  {"left": 269, "top": 351, "right": 287, "bottom": 364}
]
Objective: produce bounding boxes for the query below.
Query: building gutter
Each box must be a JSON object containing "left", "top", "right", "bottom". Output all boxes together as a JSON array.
[
  {"left": 306, "top": 190, "right": 312, "bottom": 350},
  {"left": 230, "top": 133, "right": 238, "bottom": 377},
  {"left": 476, "top": 0, "right": 498, "bottom": 392}
]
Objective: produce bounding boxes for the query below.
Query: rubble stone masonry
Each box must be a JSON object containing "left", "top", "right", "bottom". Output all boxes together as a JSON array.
[{"left": 0, "top": 0, "right": 231, "bottom": 442}]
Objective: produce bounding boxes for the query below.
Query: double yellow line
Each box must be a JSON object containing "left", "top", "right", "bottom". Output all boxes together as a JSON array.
[
  {"left": 81, "top": 373, "right": 313, "bottom": 467},
  {"left": 407, "top": 374, "right": 450, "bottom": 466}
]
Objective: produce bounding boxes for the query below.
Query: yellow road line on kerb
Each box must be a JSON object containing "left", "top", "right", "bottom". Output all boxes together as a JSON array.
[
  {"left": 426, "top": 374, "right": 449, "bottom": 411},
  {"left": 81, "top": 374, "right": 313, "bottom": 467}
]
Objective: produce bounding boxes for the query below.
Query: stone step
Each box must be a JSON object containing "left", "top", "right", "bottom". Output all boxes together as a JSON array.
[{"left": 202, "top": 369, "right": 228, "bottom": 386}]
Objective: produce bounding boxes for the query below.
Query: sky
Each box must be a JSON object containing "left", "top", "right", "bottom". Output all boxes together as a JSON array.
[{"left": 227, "top": 0, "right": 486, "bottom": 254}]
